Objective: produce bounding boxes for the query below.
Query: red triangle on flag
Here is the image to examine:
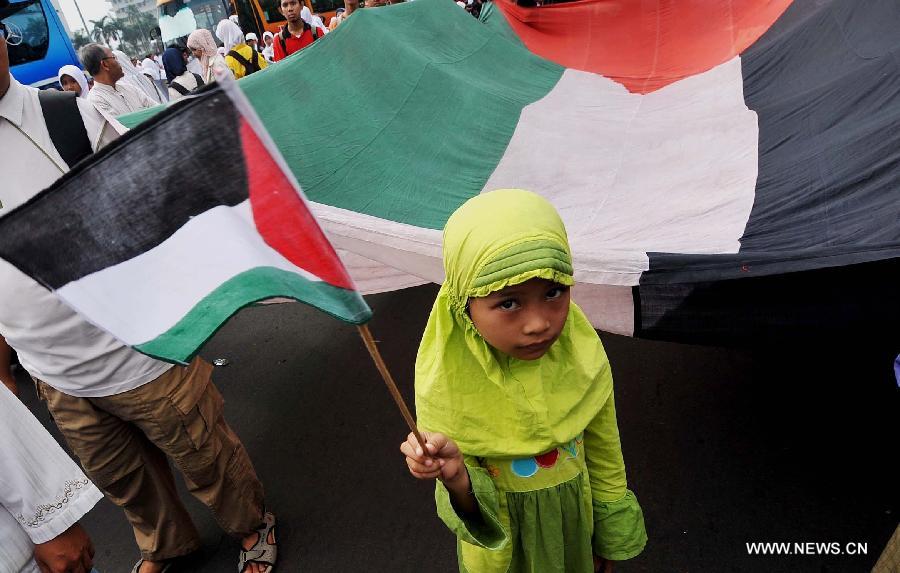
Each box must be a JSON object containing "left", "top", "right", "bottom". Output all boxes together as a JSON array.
[{"left": 240, "top": 117, "right": 355, "bottom": 290}]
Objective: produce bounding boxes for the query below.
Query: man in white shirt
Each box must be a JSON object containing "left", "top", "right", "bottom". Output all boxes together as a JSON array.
[
  {"left": 82, "top": 43, "right": 157, "bottom": 117},
  {"left": 0, "top": 33, "right": 275, "bottom": 573},
  {"left": 1, "top": 387, "right": 103, "bottom": 573}
]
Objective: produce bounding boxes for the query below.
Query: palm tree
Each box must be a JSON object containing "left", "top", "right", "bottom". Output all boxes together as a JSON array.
[
  {"left": 70, "top": 28, "right": 92, "bottom": 51},
  {"left": 116, "top": 6, "right": 155, "bottom": 55},
  {"left": 89, "top": 16, "right": 120, "bottom": 45}
]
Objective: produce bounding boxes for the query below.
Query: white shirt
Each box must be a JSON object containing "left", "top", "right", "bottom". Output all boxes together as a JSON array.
[
  {"left": 0, "top": 388, "right": 104, "bottom": 573},
  {"left": 0, "top": 77, "right": 173, "bottom": 397},
  {"left": 262, "top": 44, "right": 275, "bottom": 63},
  {"left": 87, "top": 80, "right": 157, "bottom": 118}
]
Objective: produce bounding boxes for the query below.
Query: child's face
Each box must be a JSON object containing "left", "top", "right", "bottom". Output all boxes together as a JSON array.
[
  {"left": 60, "top": 75, "right": 82, "bottom": 95},
  {"left": 468, "top": 278, "right": 570, "bottom": 361}
]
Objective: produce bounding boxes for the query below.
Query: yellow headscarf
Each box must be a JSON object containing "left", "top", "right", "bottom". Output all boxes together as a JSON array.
[{"left": 415, "top": 189, "right": 613, "bottom": 457}]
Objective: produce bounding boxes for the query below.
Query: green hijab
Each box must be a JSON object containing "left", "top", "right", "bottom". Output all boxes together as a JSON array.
[{"left": 415, "top": 189, "right": 613, "bottom": 457}]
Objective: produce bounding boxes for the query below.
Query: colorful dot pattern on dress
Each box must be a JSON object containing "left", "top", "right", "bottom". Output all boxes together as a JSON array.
[
  {"left": 478, "top": 434, "right": 585, "bottom": 492},
  {"left": 509, "top": 435, "right": 581, "bottom": 477}
]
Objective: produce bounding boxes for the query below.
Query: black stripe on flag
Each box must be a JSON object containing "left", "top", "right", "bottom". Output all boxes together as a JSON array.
[
  {"left": 0, "top": 85, "right": 248, "bottom": 289},
  {"left": 638, "top": 0, "right": 900, "bottom": 343},
  {"left": 738, "top": 0, "right": 900, "bottom": 257}
]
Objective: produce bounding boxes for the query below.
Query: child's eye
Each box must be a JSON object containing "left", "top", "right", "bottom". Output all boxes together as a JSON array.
[
  {"left": 546, "top": 286, "right": 568, "bottom": 300},
  {"left": 496, "top": 299, "right": 520, "bottom": 311}
]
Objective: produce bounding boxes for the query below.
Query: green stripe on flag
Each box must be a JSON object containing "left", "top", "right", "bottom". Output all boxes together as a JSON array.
[
  {"left": 120, "top": 0, "right": 563, "bottom": 230},
  {"left": 118, "top": 105, "right": 162, "bottom": 129},
  {"left": 242, "top": 0, "right": 562, "bottom": 230},
  {"left": 135, "top": 266, "right": 371, "bottom": 364}
]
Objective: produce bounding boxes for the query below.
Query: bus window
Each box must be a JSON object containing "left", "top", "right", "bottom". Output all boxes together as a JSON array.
[
  {"left": 256, "top": 0, "right": 285, "bottom": 24},
  {"left": 1, "top": 0, "right": 49, "bottom": 67},
  {"left": 309, "top": 0, "right": 341, "bottom": 15},
  {"left": 158, "top": 0, "right": 229, "bottom": 43}
]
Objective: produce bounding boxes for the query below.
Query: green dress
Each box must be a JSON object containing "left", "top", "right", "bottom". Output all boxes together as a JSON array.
[
  {"left": 435, "top": 398, "right": 646, "bottom": 573},
  {"left": 415, "top": 190, "right": 648, "bottom": 572}
]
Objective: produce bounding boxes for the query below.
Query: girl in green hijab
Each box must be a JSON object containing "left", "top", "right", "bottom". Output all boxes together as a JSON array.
[{"left": 400, "top": 189, "right": 647, "bottom": 572}]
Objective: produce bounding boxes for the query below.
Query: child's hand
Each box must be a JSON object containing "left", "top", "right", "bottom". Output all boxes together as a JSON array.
[
  {"left": 593, "top": 556, "right": 614, "bottom": 573},
  {"left": 400, "top": 431, "right": 465, "bottom": 485}
]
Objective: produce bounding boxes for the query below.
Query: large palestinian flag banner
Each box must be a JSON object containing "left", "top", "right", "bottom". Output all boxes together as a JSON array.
[
  {"left": 0, "top": 82, "right": 372, "bottom": 364},
  {"left": 115, "top": 0, "right": 900, "bottom": 344}
]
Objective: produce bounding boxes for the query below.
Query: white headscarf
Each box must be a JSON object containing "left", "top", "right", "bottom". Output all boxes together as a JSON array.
[
  {"left": 261, "top": 31, "right": 275, "bottom": 62},
  {"left": 57, "top": 65, "right": 88, "bottom": 98},
  {"left": 115, "top": 50, "right": 163, "bottom": 104},
  {"left": 216, "top": 18, "right": 244, "bottom": 52},
  {"left": 311, "top": 13, "right": 328, "bottom": 33},
  {"left": 300, "top": 6, "right": 328, "bottom": 35},
  {"left": 300, "top": 5, "right": 312, "bottom": 25}
]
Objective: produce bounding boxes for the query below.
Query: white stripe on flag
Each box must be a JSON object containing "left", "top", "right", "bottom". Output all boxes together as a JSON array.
[
  {"left": 483, "top": 58, "right": 759, "bottom": 284},
  {"left": 57, "top": 200, "right": 320, "bottom": 345}
]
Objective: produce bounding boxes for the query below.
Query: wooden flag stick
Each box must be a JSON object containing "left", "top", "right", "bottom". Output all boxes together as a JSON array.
[{"left": 357, "top": 324, "right": 429, "bottom": 454}]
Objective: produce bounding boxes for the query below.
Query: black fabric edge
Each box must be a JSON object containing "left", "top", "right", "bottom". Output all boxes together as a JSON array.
[
  {"left": 641, "top": 246, "right": 900, "bottom": 285},
  {"left": 634, "top": 257, "right": 900, "bottom": 346}
]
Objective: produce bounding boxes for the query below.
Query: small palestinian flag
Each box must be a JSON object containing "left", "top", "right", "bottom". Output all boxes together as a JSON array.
[{"left": 0, "top": 81, "right": 372, "bottom": 364}]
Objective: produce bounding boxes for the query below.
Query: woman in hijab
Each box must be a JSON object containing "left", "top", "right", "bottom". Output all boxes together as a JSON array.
[
  {"left": 187, "top": 28, "right": 229, "bottom": 84},
  {"left": 162, "top": 46, "right": 204, "bottom": 101},
  {"left": 261, "top": 31, "right": 275, "bottom": 62},
  {"left": 57, "top": 65, "right": 88, "bottom": 98},
  {"left": 114, "top": 50, "right": 166, "bottom": 104},
  {"left": 215, "top": 18, "right": 244, "bottom": 54}
]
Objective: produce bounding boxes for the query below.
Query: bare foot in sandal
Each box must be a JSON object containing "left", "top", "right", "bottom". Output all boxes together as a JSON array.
[{"left": 240, "top": 512, "right": 277, "bottom": 573}]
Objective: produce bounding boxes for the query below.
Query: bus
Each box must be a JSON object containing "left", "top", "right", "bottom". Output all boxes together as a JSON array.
[
  {"left": 157, "top": 0, "right": 341, "bottom": 45},
  {"left": 1, "top": 0, "right": 80, "bottom": 88}
]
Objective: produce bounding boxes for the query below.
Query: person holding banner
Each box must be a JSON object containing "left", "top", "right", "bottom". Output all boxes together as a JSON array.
[
  {"left": 0, "top": 32, "right": 276, "bottom": 573},
  {"left": 401, "top": 189, "right": 647, "bottom": 573}
]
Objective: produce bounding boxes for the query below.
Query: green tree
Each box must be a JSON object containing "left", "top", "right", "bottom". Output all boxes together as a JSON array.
[
  {"left": 89, "top": 15, "right": 120, "bottom": 45},
  {"left": 71, "top": 28, "right": 91, "bottom": 51},
  {"left": 114, "top": 7, "right": 156, "bottom": 56}
]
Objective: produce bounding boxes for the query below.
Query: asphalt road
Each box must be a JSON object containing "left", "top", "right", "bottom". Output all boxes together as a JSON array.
[{"left": 17, "top": 284, "right": 897, "bottom": 572}]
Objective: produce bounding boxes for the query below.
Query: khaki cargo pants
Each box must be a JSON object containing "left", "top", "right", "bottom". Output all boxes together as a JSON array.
[{"left": 37, "top": 357, "right": 265, "bottom": 561}]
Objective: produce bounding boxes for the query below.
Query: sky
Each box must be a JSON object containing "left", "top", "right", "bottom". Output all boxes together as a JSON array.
[{"left": 56, "top": 0, "right": 114, "bottom": 33}]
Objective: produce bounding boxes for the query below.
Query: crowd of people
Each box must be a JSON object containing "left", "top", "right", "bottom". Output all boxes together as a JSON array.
[
  {"left": 1, "top": 0, "right": 647, "bottom": 571},
  {"left": 51, "top": 0, "right": 352, "bottom": 122}
]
